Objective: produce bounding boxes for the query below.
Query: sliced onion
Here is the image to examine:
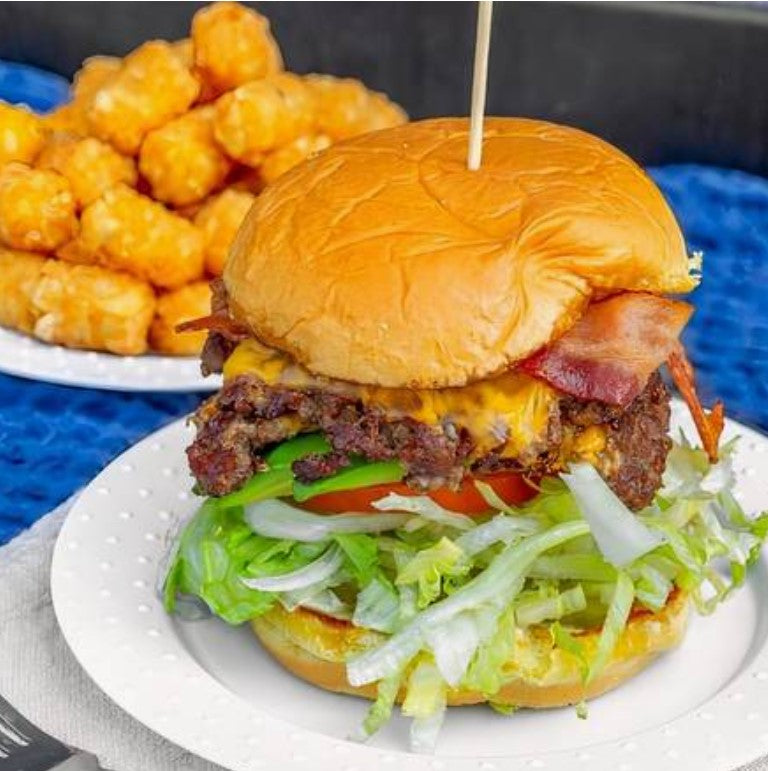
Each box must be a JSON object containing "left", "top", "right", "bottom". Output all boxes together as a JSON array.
[
  {"left": 455, "top": 514, "right": 539, "bottom": 556},
  {"left": 371, "top": 493, "right": 475, "bottom": 531},
  {"left": 281, "top": 588, "right": 351, "bottom": 620},
  {"left": 561, "top": 463, "right": 663, "bottom": 567},
  {"left": 245, "top": 498, "right": 410, "bottom": 542},
  {"left": 242, "top": 544, "right": 343, "bottom": 592}
]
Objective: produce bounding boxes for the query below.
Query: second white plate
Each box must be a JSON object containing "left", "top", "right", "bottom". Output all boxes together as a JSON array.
[
  {"left": 51, "top": 402, "right": 768, "bottom": 771},
  {"left": 0, "top": 328, "right": 220, "bottom": 392}
]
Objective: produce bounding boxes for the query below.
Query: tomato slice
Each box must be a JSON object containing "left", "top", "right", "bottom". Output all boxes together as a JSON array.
[{"left": 302, "top": 472, "right": 536, "bottom": 515}]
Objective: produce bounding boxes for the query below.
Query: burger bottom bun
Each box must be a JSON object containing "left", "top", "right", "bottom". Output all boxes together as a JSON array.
[{"left": 251, "top": 589, "right": 689, "bottom": 709}]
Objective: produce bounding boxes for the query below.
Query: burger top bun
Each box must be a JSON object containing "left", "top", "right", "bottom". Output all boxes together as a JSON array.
[{"left": 225, "top": 117, "right": 696, "bottom": 388}]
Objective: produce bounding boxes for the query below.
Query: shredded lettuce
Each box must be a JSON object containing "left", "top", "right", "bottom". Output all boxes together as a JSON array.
[
  {"left": 424, "top": 611, "right": 484, "bottom": 686},
  {"left": 401, "top": 657, "right": 447, "bottom": 753},
  {"left": 357, "top": 668, "right": 403, "bottom": 740},
  {"left": 527, "top": 553, "right": 617, "bottom": 582},
  {"left": 562, "top": 463, "right": 663, "bottom": 566},
  {"left": 463, "top": 603, "right": 517, "bottom": 696},
  {"left": 346, "top": 521, "right": 589, "bottom": 688},
  {"left": 396, "top": 537, "right": 467, "bottom": 608},
  {"left": 164, "top": 432, "right": 768, "bottom": 752},
  {"left": 515, "top": 585, "right": 587, "bottom": 627},
  {"left": 353, "top": 576, "right": 401, "bottom": 633},
  {"left": 551, "top": 621, "right": 588, "bottom": 684},
  {"left": 333, "top": 533, "right": 379, "bottom": 587},
  {"left": 587, "top": 572, "right": 635, "bottom": 684}
]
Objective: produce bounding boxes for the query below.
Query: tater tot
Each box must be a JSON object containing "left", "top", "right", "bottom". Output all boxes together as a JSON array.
[
  {"left": 149, "top": 280, "right": 211, "bottom": 355},
  {"left": 305, "top": 74, "right": 406, "bottom": 140},
  {"left": 363, "top": 91, "right": 408, "bottom": 132},
  {"left": 0, "top": 102, "right": 47, "bottom": 165},
  {"left": 194, "top": 187, "right": 255, "bottom": 275},
  {"left": 56, "top": 237, "right": 97, "bottom": 266},
  {"left": 42, "top": 57, "right": 123, "bottom": 139},
  {"left": 67, "top": 184, "right": 204, "bottom": 289},
  {"left": 305, "top": 75, "right": 371, "bottom": 141},
  {"left": 0, "top": 163, "right": 78, "bottom": 252},
  {"left": 0, "top": 248, "right": 45, "bottom": 333},
  {"left": 261, "top": 134, "right": 331, "bottom": 184},
  {"left": 87, "top": 41, "right": 200, "bottom": 155},
  {"left": 37, "top": 134, "right": 137, "bottom": 208},
  {"left": 191, "top": 2, "right": 282, "bottom": 98},
  {"left": 139, "top": 106, "right": 232, "bottom": 206},
  {"left": 0, "top": 249, "right": 155, "bottom": 355},
  {"left": 213, "top": 73, "right": 314, "bottom": 166},
  {"left": 42, "top": 103, "right": 90, "bottom": 137},
  {"left": 171, "top": 39, "right": 194, "bottom": 69},
  {"left": 72, "top": 56, "right": 122, "bottom": 103}
]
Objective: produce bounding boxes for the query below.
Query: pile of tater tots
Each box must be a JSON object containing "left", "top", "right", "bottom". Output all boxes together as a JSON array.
[{"left": 0, "top": 2, "right": 406, "bottom": 356}]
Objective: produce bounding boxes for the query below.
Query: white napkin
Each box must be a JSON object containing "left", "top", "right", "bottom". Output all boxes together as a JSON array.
[
  {"left": 0, "top": 501, "right": 763, "bottom": 771},
  {"left": 0, "top": 499, "right": 223, "bottom": 771}
]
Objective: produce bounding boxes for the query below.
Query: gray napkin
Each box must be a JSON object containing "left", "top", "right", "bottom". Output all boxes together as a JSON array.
[
  {"left": 0, "top": 499, "right": 223, "bottom": 771},
  {"left": 0, "top": 501, "right": 762, "bottom": 771}
]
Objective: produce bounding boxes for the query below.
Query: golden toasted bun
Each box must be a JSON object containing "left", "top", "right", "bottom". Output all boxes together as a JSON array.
[
  {"left": 225, "top": 117, "right": 695, "bottom": 388},
  {"left": 251, "top": 589, "right": 689, "bottom": 709}
]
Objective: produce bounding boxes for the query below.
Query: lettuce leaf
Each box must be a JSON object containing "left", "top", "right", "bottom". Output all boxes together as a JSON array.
[
  {"left": 333, "top": 532, "right": 379, "bottom": 587},
  {"left": 353, "top": 576, "right": 401, "bottom": 633},
  {"left": 396, "top": 536, "right": 467, "bottom": 608},
  {"left": 164, "top": 501, "right": 277, "bottom": 624}
]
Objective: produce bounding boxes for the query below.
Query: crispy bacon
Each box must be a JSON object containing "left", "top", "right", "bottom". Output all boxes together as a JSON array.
[
  {"left": 520, "top": 293, "right": 693, "bottom": 407},
  {"left": 175, "top": 313, "right": 250, "bottom": 340},
  {"left": 667, "top": 343, "right": 724, "bottom": 462}
]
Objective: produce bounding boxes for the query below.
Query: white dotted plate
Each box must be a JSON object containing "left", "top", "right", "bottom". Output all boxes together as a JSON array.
[
  {"left": 0, "top": 328, "right": 220, "bottom": 392},
  {"left": 51, "top": 402, "right": 768, "bottom": 771}
]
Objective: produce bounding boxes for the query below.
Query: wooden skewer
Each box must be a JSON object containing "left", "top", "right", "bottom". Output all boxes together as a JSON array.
[{"left": 467, "top": 0, "right": 494, "bottom": 171}]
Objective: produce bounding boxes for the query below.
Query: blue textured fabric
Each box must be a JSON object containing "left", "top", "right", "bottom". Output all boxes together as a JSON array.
[
  {"left": 0, "top": 377, "right": 201, "bottom": 543},
  {"left": 650, "top": 165, "right": 768, "bottom": 432},
  {"left": 0, "top": 61, "right": 70, "bottom": 112}
]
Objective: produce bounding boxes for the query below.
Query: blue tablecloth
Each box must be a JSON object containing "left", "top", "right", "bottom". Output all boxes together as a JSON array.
[{"left": 1, "top": 163, "right": 766, "bottom": 545}]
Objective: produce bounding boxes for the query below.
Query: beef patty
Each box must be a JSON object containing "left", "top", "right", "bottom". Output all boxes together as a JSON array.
[{"left": 187, "top": 371, "right": 671, "bottom": 510}]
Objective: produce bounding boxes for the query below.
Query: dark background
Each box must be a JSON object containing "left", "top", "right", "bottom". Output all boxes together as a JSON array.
[{"left": 0, "top": 2, "right": 767, "bottom": 174}]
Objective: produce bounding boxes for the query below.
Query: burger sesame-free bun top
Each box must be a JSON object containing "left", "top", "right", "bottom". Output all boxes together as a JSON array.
[{"left": 225, "top": 117, "right": 696, "bottom": 388}]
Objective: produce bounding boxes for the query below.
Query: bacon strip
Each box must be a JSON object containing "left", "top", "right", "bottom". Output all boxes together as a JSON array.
[
  {"left": 175, "top": 313, "right": 250, "bottom": 340},
  {"left": 520, "top": 293, "right": 693, "bottom": 407},
  {"left": 667, "top": 343, "right": 724, "bottom": 462}
]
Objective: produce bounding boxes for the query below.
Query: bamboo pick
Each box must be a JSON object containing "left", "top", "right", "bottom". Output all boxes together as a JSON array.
[{"left": 467, "top": 0, "right": 494, "bottom": 171}]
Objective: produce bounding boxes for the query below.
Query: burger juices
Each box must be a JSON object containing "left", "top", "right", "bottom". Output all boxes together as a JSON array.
[{"left": 165, "top": 118, "right": 767, "bottom": 750}]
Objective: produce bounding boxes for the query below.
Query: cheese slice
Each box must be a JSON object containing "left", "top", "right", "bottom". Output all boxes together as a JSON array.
[{"left": 224, "top": 339, "right": 557, "bottom": 459}]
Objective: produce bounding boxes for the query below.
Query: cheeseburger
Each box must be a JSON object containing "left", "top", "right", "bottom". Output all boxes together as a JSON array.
[{"left": 166, "top": 118, "right": 766, "bottom": 750}]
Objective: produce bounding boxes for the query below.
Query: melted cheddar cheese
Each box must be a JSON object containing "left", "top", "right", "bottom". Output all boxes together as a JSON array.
[{"left": 224, "top": 339, "right": 558, "bottom": 458}]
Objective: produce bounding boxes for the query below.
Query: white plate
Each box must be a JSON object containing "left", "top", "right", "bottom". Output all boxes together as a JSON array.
[
  {"left": 51, "top": 401, "right": 768, "bottom": 771},
  {"left": 0, "top": 328, "right": 220, "bottom": 392}
]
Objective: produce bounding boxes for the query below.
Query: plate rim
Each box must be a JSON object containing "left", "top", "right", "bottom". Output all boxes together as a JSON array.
[
  {"left": 50, "top": 410, "right": 768, "bottom": 771},
  {"left": 0, "top": 328, "right": 219, "bottom": 393}
]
